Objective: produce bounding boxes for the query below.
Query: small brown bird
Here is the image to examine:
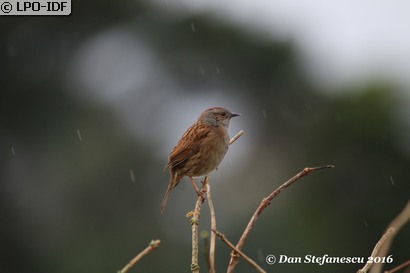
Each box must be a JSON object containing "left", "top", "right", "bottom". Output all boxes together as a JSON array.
[{"left": 161, "top": 107, "right": 240, "bottom": 213}]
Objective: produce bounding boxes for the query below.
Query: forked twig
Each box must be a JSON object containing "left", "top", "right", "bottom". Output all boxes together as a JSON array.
[
  {"left": 118, "top": 240, "right": 161, "bottom": 273},
  {"left": 227, "top": 165, "right": 334, "bottom": 272},
  {"left": 213, "top": 229, "right": 266, "bottom": 273}
]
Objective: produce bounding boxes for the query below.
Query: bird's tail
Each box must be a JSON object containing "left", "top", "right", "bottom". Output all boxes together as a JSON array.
[{"left": 160, "top": 175, "right": 177, "bottom": 214}]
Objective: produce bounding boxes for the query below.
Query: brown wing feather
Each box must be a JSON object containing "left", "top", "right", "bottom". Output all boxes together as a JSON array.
[{"left": 164, "top": 123, "right": 210, "bottom": 171}]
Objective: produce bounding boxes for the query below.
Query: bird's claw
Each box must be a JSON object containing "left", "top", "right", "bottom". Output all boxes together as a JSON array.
[{"left": 196, "top": 188, "right": 207, "bottom": 200}]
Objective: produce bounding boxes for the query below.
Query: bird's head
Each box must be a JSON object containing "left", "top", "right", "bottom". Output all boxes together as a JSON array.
[{"left": 199, "top": 107, "right": 240, "bottom": 128}]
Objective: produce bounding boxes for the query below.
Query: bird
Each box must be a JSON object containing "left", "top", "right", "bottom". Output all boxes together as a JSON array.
[{"left": 160, "top": 107, "right": 240, "bottom": 213}]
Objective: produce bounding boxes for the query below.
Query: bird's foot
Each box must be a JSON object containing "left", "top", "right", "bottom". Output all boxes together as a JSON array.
[{"left": 197, "top": 187, "right": 207, "bottom": 200}]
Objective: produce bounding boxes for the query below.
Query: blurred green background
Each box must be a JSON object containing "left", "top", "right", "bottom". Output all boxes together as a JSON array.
[{"left": 1, "top": 1, "right": 409, "bottom": 273}]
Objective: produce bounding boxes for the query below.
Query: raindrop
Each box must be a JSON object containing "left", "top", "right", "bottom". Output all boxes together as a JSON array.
[
  {"left": 390, "top": 176, "right": 395, "bottom": 185},
  {"left": 215, "top": 67, "right": 220, "bottom": 74},
  {"left": 190, "top": 23, "right": 196, "bottom": 32},
  {"left": 363, "top": 220, "right": 368, "bottom": 228},
  {"left": 262, "top": 109, "right": 267, "bottom": 118},
  {"left": 11, "top": 146, "right": 15, "bottom": 156},
  {"left": 199, "top": 67, "right": 205, "bottom": 76},
  {"left": 129, "top": 169, "right": 136, "bottom": 182},
  {"left": 77, "top": 129, "right": 82, "bottom": 141}
]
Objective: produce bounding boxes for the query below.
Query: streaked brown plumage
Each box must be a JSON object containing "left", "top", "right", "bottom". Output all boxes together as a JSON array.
[{"left": 160, "top": 107, "right": 239, "bottom": 213}]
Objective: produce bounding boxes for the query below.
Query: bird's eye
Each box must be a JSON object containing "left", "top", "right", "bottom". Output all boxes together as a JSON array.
[{"left": 221, "top": 112, "right": 227, "bottom": 117}]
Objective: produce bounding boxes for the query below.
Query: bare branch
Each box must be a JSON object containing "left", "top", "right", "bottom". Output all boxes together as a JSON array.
[
  {"left": 118, "top": 240, "right": 161, "bottom": 273},
  {"left": 207, "top": 184, "right": 216, "bottom": 273},
  {"left": 370, "top": 200, "right": 410, "bottom": 273},
  {"left": 229, "top": 130, "right": 244, "bottom": 145},
  {"left": 227, "top": 165, "right": 335, "bottom": 273},
  {"left": 213, "top": 230, "right": 266, "bottom": 273},
  {"left": 357, "top": 228, "right": 395, "bottom": 273},
  {"left": 190, "top": 177, "right": 209, "bottom": 273}
]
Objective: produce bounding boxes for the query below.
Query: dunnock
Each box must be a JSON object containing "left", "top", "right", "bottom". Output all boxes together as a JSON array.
[{"left": 161, "top": 107, "right": 240, "bottom": 213}]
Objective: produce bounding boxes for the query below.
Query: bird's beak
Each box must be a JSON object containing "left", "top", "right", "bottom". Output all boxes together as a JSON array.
[{"left": 231, "top": 112, "right": 240, "bottom": 118}]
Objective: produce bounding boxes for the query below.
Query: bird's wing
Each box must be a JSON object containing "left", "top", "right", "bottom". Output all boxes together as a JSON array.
[{"left": 164, "top": 123, "right": 210, "bottom": 170}]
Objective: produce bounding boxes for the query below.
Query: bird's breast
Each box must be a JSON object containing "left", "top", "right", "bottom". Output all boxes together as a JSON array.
[{"left": 186, "top": 128, "right": 229, "bottom": 176}]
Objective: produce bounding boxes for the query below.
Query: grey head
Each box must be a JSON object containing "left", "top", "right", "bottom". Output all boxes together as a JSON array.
[{"left": 198, "top": 107, "right": 240, "bottom": 128}]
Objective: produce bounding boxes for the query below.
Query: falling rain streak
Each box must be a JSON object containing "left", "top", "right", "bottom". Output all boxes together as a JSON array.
[
  {"left": 129, "top": 169, "right": 136, "bottom": 182},
  {"left": 390, "top": 176, "right": 395, "bottom": 185},
  {"left": 11, "top": 146, "right": 15, "bottom": 156},
  {"left": 262, "top": 109, "right": 267, "bottom": 118},
  {"left": 77, "top": 129, "right": 82, "bottom": 141},
  {"left": 190, "top": 22, "right": 196, "bottom": 32}
]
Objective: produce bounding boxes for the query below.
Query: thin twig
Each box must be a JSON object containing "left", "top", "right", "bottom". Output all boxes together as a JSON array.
[
  {"left": 227, "top": 165, "right": 335, "bottom": 273},
  {"left": 229, "top": 130, "right": 244, "bottom": 145},
  {"left": 370, "top": 201, "right": 410, "bottom": 273},
  {"left": 118, "top": 240, "right": 161, "bottom": 273},
  {"left": 213, "top": 229, "right": 266, "bottom": 273},
  {"left": 207, "top": 183, "right": 216, "bottom": 273},
  {"left": 384, "top": 259, "right": 410, "bottom": 273},
  {"left": 357, "top": 228, "right": 395, "bottom": 273},
  {"left": 190, "top": 177, "right": 208, "bottom": 273}
]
